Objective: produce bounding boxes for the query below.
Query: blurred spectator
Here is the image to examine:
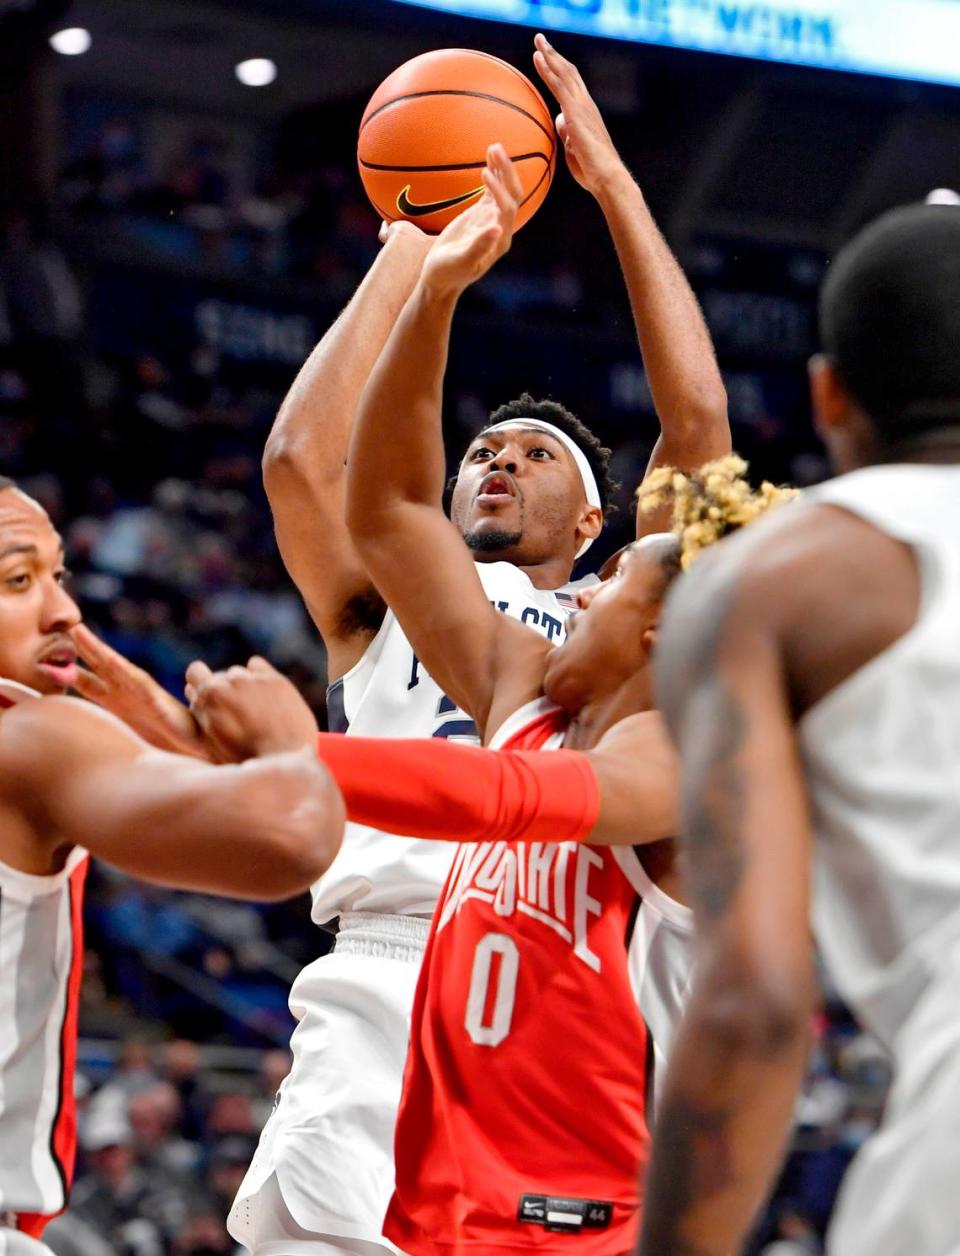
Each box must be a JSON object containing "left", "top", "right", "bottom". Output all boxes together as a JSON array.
[
  {"left": 760, "top": 1204, "right": 821, "bottom": 1255},
  {"left": 68, "top": 1102, "right": 184, "bottom": 1254},
  {"left": 129, "top": 1082, "right": 202, "bottom": 1177}
]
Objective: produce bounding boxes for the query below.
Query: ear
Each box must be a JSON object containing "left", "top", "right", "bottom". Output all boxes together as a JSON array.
[
  {"left": 576, "top": 504, "right": 603, "bottom": 548},
  {"left": 809, "top": 354, "right": 854, "bottom": 441},
  {"left": 641, "top": 624, "right": 658, "bottom": 659}
]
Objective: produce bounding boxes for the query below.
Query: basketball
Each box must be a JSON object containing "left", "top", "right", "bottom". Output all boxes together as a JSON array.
[{"left": 358, "top": 48, "right": 557, "bottom": 235}]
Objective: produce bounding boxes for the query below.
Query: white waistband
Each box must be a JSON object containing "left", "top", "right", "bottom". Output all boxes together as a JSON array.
[{"left": 334, "top": 911, "right": 431, "bottom": 962}]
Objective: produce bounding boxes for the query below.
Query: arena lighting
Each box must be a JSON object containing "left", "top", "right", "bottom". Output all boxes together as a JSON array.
[
  {"left": 235, "top": 57, "right": 277, "bottom": 87},
  {"left": 49, "top": 25, "right": 91, "bottom": 55},
  {"left": 926, "top": 189, "right": 960, "bottom": 206},
  {"left": 386, "top": 0, "right": 960, "bottom": 90}
]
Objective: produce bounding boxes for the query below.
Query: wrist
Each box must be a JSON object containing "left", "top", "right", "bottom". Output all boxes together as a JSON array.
[
  {"left": 384, "top": 223, "right": 432, "bottom": 258},
  {"left": 591, "top": 161, "right": 639, "bottom": 209},
  {"left": 414, "top": 272, "right": 465, "bottom": 311}
]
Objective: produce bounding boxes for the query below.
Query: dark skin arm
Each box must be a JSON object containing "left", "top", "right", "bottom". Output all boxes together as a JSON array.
[
  {"left": 533, "top": 33, "right": 729, "bottom": 529},
  {"left": 262, "top": 224, "right": 432, "bottom": 680},
  {"left": 346, "top": 146, "right": 551, "bottom": 738},
  {"left": 0, "top": 696, "right": 343, "bottom": 900},
  {"left": 636, "top": 501, "right": 921, "bottom": 1256}
]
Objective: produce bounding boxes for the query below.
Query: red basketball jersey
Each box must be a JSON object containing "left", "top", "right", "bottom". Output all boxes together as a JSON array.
[{"left": 384, "top": 698, "right": 652, "bottom": 1255}]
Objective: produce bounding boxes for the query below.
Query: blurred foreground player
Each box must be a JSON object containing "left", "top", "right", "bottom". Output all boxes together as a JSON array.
[
  {"left": 235, "top": 35, "right": 729, "bottom": 1256},
  {"left": 637, "top": 204, "right": 960, "bottom": 1256},
  {"left": 0, "top": 480, "right": 343, "bottom": 1254}
]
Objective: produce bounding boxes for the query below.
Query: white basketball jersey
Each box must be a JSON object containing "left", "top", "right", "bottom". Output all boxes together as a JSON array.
[
  {"left": 614, "top": 848, "right": 694, "bottom": 1108},
  {"left": 0, "top": 680, "right": 88, "bottom": 1224},
  {"left": 310, "top": 561, "right": 597, "bottom": 924},
  {"left": 799, "top": 464, "right": 960, "bottom": 1051}
]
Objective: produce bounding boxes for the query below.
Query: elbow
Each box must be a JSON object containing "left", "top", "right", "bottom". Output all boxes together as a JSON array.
[
  {"left": 693, "top": 966, "right": 814, "bottom": 1061},
  {"left": 675, "top": 385, "right": 730, "bottom": 453},
  {"left": 262, "top": 427, "right": 305, "bottom": 501},
  {"left": 254, "top": 759, "right": 346, "bottom": 900}
]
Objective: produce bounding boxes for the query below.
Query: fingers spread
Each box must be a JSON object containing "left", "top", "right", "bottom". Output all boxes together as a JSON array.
[
  {"left": 247, "top": 656, "right": 275, "bottom": 674},
  {"left": 484, "top": 145, "right": 522, "bottom": 211}
]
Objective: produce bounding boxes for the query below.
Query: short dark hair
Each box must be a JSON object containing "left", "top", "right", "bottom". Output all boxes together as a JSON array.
[
  {"left": 457, "top": 393, "right": 620, "bottom": 516},
  {"left": 820, "top": 204, "right": 960, "bottom": 440}
]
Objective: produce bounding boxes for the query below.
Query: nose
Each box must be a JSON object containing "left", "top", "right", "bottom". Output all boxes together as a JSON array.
[
  {"left": 42, "top": 577, "right": 82, "bottom": 633},
  {"left": 490, "top": 440, "right": 524, "bottom": 476},
  {"left": 577, "top": 584, "right": 600, "bottom": 611}
]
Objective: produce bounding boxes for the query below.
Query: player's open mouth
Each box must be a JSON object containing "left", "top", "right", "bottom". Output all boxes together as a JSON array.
[
  {"left": 477, "top": 472, "right": 517, "bottom": 506},
  {"left": 37, "top": 644, "right": 79, "bottom": 688}
]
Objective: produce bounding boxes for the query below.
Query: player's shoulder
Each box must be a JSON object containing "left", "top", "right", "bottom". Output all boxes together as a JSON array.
[{"left": 664, "top": 495, "right": 885, "bottom": 639}]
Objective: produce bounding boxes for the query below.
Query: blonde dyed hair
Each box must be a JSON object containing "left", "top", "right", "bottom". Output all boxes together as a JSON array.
[{"left": 636, "top": 454, "right": 799, "bottom": 569}]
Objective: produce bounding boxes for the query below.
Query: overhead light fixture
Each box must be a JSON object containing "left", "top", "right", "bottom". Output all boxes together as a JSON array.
[
  {"left": 235, "top": 58, "right": 276, "bottom": 88},
  {"left": 50, "top": 26, "right": 91, "bottom": 55},
  {"left": 926, "top": 188, "right": 960, "bottom": 206}
]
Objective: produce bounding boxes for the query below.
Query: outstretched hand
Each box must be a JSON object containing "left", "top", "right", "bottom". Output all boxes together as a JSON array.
[
  {"left": 533, "top": 33, "right": 625, "bottom": 197},
  {"left": 71, "top": 623, "right": 210, "bottom": 760},
  {"left": 185, "top": 656, "right": 320, "bottom": 764},
  {"left": 420, "top": 144, "right": 523, "bottom": 299}
]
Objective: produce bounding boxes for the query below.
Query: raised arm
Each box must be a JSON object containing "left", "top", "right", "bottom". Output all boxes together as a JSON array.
[
  {"left": 346, "top": 147, "right": 550, "bottom": 735},
  {"left": 0, "top": 697, "right": 343, "bottom": 901},
  {"left": 263, "top": 224, "right": 432, "bottom": 678},
  {"left": 533, "top": 35, "right": 730, "bottom": 535},
  {"left": 636, "top": 545, "right": 815, "bottom": 1256}
]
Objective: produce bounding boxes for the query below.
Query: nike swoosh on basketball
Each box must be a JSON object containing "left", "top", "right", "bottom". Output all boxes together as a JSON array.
[{"left": 396, "top": 184, "right": 485, "bottom": 217}]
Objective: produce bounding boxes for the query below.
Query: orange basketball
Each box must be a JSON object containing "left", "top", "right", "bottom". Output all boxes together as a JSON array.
[{"left": 358, "top": 49, "right": 556, "bottom": 235}]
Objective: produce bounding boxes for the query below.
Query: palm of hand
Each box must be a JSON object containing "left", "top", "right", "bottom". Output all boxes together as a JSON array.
[
  {"left": 422, "top": 195, "right": 506, "bottom": 292},
  {"left": 560, "top": 110, "right": 618, "bottom": 193}
]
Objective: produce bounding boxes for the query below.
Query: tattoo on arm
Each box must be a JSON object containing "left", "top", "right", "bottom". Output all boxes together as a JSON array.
[
  {"left": 683, "top": 680, "right": 747, "bottom": 920},
  {"left": 641, "top": 1095, "right": 737, "bottom": 1256},
  {"left": 639, "top": 556, "right": 750, "bottom": 1254},
  {"left": 658, "top": 551, "right": 749, "bottom": 921}
]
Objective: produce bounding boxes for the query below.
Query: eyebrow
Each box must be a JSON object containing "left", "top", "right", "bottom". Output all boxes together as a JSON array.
[
  {"left": 0, "top": 544, "right": 39, "bottom": 561},
  {"left": 474, "top": 430, "right": 564, "bottom": 450}
]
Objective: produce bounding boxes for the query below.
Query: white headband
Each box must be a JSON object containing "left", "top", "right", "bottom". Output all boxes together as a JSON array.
[{"left": 479, "top": 418, "right": 602, "bottom": 558}]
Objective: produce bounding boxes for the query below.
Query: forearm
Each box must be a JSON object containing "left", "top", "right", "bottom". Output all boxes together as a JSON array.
[
  {"left": 595, "top": 167, "right": 728, "bottom": 467},
  {"left": 315, "top": 732, "right": 600, "bottom": 844},
  {"left": 348, "top": 280, "right": 458, "bottom": 529},
  {"left": 265, "top": 232, "right": 429, "bottom": 490},
  {"left": 81, "top": 750, "right": 343, "bottom": 901},
  {"left": 637, "top": 973, "right": 812, "bottom": 1256}
]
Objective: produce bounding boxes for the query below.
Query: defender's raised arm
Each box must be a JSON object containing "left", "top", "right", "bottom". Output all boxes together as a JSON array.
[
  {"left": 262, "top": 224, "right": 431, "bottom": 680},
  {"left": 533, "top": 34, "right": 730, "bottom": 532}
]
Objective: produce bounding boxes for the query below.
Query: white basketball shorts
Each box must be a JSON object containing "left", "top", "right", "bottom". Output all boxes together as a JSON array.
[{"left": 227, "top": 913, "right": 429, "bottom": 1255}]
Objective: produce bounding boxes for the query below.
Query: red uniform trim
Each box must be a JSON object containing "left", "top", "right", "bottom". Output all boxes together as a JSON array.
[{"left": 18, "top": 855, "right": 87, "bottom": 1238}]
